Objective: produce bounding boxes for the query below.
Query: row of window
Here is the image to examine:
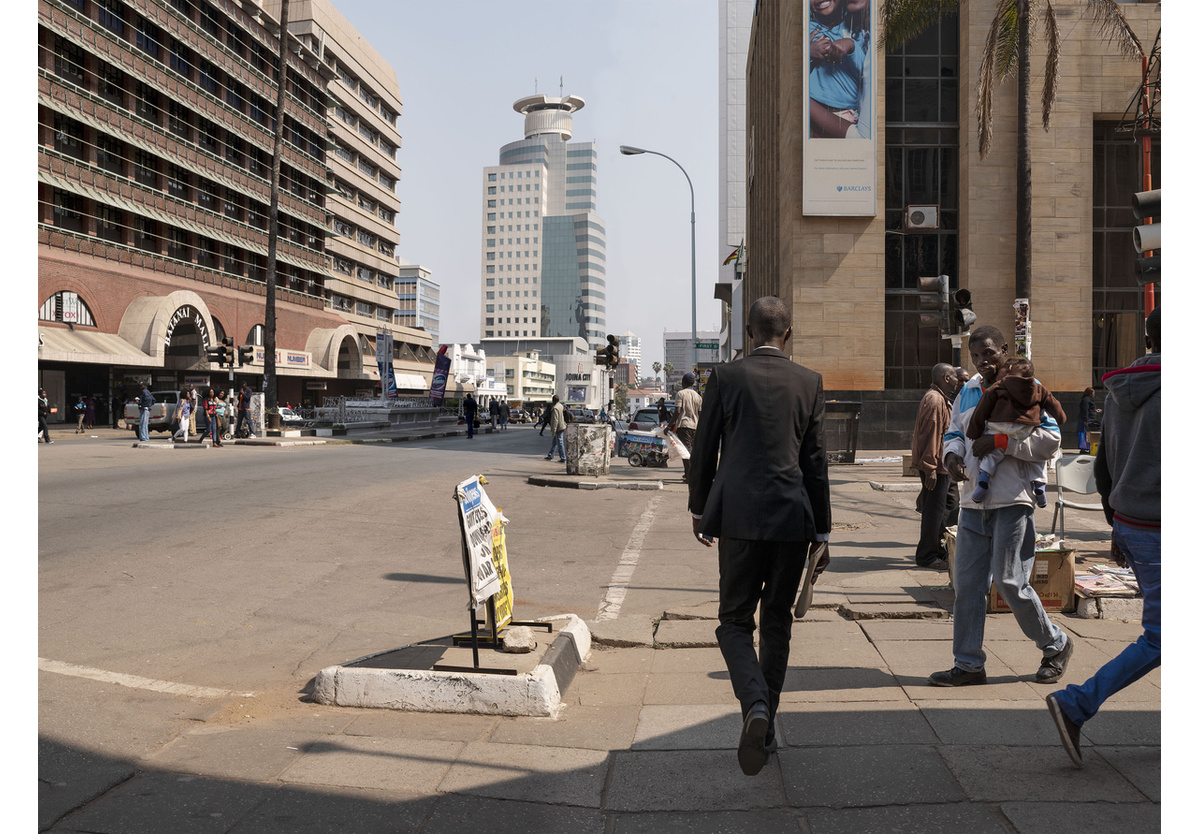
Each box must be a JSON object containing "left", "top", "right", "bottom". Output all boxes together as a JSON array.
[
  {"left": 487, "top": 170, "right": 541, "bottom": 181},
  {"left": 331, "top": 177, "right": 396, "bottom": 224},
  {"left": 333, "top": 58, "right": 398, "bottom": 127},
  {"left": 332, "top": 104, "right": 398, "bottom": 160},
  {"left": 331, "top": 255, "right": 396, "bottom": 291},
  {"left": 44, "top": 187, "right": 325, "bottom": 294},
  {"left": 47, "top": 114, "right": 325, "bottom": 250},
  {"left": 330, "top": 138, "right": 397, "bottom": 190},
  {"left": 54, "top": 4, "right": 326, "bottom": 160},
  {"left": 330, "top": 215, "right": 396, "bottom": 259},
  {"left": 487, "top": 182, "right": 540, "bottom": 193},
  {"left": 329, "top": 293, "right": 395, "bottom": 323},
  {"left": 48, "top": 40, "right": 327, "bottom": 195}
]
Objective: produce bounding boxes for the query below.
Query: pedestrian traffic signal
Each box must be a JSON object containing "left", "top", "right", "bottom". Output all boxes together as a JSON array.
[
  {"left": 917, "top": 275, "right": 949, "bottom": 331},
  {"left": 952, "top": 288, "right": 976, "bottom": 334},
  {"left": 237, "top": 345, "right": 254, "bottom": 366},
  {"left": 1132, "top": 188, "right": 1160, "bottom": 284}
]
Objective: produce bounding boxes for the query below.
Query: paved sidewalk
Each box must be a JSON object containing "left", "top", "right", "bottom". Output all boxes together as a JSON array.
[{"left": 39, "top": 457, "right": 1159, "bottom": 833}]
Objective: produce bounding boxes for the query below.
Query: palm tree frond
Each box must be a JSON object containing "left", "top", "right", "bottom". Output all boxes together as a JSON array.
[
  {"left": 1085, "top": 0, "right": 1145, "bottom": 61},
  {"left": 993, "top": 0, "right": 1021, "bottom": 83},
  {"left": 977, "top": 12, "right": 1002, "bottom": 159},
  {"left": 1042, "top": 3, "right": 1060, "bottom": 131}
]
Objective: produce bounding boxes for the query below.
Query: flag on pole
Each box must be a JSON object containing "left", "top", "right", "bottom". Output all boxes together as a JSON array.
[{"left": 722, "top": 247, "right": 740, "bottom": 266}]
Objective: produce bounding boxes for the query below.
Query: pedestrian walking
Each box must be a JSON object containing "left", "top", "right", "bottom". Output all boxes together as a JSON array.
[
  {"left": 463, "top": 393, "right": 478, "bottom": 439},
  {"left": 687, "top": 296, "right": 832, "bottom": 776},
  {"left": 236, "top": 383, "right": 256, "bottom": 438},
  {"left": 671, "top": 373, "right": 703, "bottom": 480},
  {"left": 538, "top": 401, "right": 552, "bottom": 436},
  {"left": 929, "top": 324, "right": 1072, "bottom": 688},
  {"left": 1047, "top": 308, "right": 1160, "bottom": 767},
  {"left": 910, "top": 363, "right": 960, "bottom": 571},
  {"left": 498, "top": 400, "right": 510, "bottom": 431},
  {"left": 1076, "top": 386, "right": 1100, "bottom": 454},
  {"left": 84, "top": 396, "right": 95, "bottom": 430},
  {"left": 965, "top": 357, "right": 1067, "bottom": 508},
  {"left": 545, "top": 395, "right": 566, "bottom": 462},
  {"left": 216, "top": 391, "right": 231, "bottom": 439},
  {"left": 171, "top": 389, "right": 191, "bottom": 443},
  {"left": 111, "top": 390, "right": 122, "bottom": 429},
  {"left": 488, "top": 398, "right": 500, "bottom": 430},
  {"left": 656, "top": 397, "right": 671, "bottom": 427},
  {"left": 39, "top": 388, "right": 53, "bottom": 444},
  {"left": 204, "top": 389, "right": 221, "bottom": 446},
  {"left": 74, "top": 396, "right": 86, "bottom": 433},
  {"left": 136, "top": 383, "right": 154, "bottom": 442}
]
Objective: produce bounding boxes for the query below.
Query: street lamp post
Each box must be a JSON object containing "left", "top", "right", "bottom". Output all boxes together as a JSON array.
[{"left": 619, "top": 145, "right": 697, "bottom": 380}]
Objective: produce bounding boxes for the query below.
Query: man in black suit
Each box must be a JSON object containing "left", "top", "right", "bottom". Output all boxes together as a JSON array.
[{"left": 688, "top": 296, "right": 832, "bottom": 776}]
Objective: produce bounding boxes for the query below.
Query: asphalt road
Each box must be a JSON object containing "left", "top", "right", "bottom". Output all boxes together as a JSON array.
[{"left": 38, "top": 428, "right": 690, "bottom": 728}]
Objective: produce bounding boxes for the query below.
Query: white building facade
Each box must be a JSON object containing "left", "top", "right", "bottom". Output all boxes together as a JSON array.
[
  {"left": 396, "top": 264, "right": 440, "bottom": 346},
  {"left": 619, "top": 331, "right": 642, "bottom": 382},
  {"left": 480, "top": 93, "right": 607, "bottom": 348}
]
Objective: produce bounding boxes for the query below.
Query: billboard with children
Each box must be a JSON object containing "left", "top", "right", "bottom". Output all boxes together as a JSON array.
[{"left": 802, "top": 0, "right": 877, "bottom": 216}]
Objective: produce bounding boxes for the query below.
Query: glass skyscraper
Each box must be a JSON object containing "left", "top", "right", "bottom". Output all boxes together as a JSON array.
[{"left": 481, "top": 94, "right": 607, "bottom": 348}]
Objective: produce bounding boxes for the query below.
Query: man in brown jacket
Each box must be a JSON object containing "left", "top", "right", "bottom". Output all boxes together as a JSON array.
[{"left": 911, "top": 363, "right": 961, "bottom": 570}]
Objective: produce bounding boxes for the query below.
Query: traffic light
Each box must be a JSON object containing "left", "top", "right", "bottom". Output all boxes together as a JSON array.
[
  {"left": 217, "top": 337, "right": 233, "bottom": 367},
  {"left": 1132, "top": 188, "right": 1160, "bottom": 284},
  {"left": 917, "top": 275, "right": 949, "bottom": 332},
  {"left": 952, "top": 288, "right": 976, "bottom": 334},
  {"left": 206, "top": 346, "right": 223, "bottom": 365},
  {"left": 237, "top": 345, "right": 254, "bottom": 366},
  {"left": 596, "top": 334, "right": 619, "bottom": 367}
]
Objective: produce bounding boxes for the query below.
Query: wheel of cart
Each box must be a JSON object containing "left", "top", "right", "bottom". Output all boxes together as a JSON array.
[{"left": 628, "top": 451, "right": 644, "bottom": 467}]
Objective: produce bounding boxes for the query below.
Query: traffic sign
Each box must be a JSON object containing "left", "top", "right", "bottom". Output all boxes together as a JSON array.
[{"left": 694, "top": 340, "right": 718, "bottom": 350}]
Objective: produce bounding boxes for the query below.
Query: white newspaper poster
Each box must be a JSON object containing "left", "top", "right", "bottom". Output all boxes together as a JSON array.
[
  {"left": 455, "top": 476, "right": 503, "bottom": 608},
  {"left": 802, "top": 0, "right": 878, "bottom": 216}
]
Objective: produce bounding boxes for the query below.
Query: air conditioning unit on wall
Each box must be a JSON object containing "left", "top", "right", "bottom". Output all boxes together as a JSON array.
[{"left": 906, "top": 205, "right": 940, "bottom": 230}]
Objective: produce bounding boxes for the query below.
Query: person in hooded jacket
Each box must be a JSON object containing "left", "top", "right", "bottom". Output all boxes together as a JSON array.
[{"left": 1046, "top": 307, "right": 1161, "bottom": 768}]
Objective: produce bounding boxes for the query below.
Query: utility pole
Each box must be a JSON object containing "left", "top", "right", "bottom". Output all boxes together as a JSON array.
[{"left": 263, "top": 0, "right": 291, "bottom": 413}]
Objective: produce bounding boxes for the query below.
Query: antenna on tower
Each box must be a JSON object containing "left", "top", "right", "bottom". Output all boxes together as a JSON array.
[
  {"left": 534, "top": 76, "right": 538, "bottom": 93},
  {"left": 559, "top": 75, "right": 564, "bottom": 97}
]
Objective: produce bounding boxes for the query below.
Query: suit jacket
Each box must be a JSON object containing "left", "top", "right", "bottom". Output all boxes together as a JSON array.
[{"left": 687, "top": 348, "right": 831, "bottom": 542}]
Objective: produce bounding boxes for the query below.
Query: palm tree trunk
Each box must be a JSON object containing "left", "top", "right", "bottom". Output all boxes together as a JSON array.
[
  {"left": 1016, "top": 0, "right": 1032, "bottom": 351},
  {"left": 264, "top": 0, "right": 290, "bottom": 412}
]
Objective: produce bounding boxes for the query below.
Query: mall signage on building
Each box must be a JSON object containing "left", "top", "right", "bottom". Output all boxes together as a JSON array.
[
  {"left": 802, "top": 0, "right": 877, "bottom": 217},
  {"left": 163, "top": 305, "right": 211, "bottom": 350}
]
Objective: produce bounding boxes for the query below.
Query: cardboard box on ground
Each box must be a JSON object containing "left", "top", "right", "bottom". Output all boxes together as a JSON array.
[{"left": 944, "top": 530, "right": 1077, "bottom": 614}]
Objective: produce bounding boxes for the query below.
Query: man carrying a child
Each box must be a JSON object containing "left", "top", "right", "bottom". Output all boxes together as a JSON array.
[{"left": 928, "top": 325, "right": 1073, "bottom": 688}]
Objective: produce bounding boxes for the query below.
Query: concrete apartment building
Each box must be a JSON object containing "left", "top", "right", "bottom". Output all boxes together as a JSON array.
[
  {"left": 742, "top": 0, "right": 1160, "bottom": 447},
  {"left": 480, "top": 92, "right": 607, "bottom": 348},
  {"left": 618, "top": 330, "right": 642, "bottom": 382},
  {"left": 37, "top": 0, "right": 432, "bottom": 421},
  {"left": 274, "top": 0, "right": 437, "bottom": 384},
  {"left": 488, "top": 350, "right": 556, "bottom": 406}
]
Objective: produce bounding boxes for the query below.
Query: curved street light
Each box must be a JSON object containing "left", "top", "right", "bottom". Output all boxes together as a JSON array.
[{"left": 619, "top": 145, "right": 697, "bottom": 381}]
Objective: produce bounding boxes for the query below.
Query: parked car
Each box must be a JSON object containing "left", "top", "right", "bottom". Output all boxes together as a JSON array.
[
  {"left": 629, "top": 405, "right": 673, "bottom": 431},
  {"left": 568, "top": 407, "right": 597, "bottom": 423},
  {"left": 124, "top": 391, "right": 182, "bottom": 433},
  {"left": 278, "top": 406, "right": 306, "bottom": 426}
]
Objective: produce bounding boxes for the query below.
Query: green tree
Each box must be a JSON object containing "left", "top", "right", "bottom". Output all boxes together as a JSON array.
[
  {"left": 652, "top": 361, "right": 663, "bottom": 386},
  {"left": 882, "top": 1, "right": 1143, "bottom": 334},
  {"left": 614, "top": 382, "right": 629, "bottom": 417}
]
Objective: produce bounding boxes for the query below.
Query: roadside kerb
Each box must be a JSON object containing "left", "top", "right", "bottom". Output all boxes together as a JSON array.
[
  {"left": 311, "top": 614, "right": 591, "bottom": 717},
  {"left": 527, "top": 476, "right": 663, "bottom": 491}
]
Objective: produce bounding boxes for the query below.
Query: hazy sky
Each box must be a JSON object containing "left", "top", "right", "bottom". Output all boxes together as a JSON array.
[{"left": 332, "top": 0, "right": 724, "bottom": 368}]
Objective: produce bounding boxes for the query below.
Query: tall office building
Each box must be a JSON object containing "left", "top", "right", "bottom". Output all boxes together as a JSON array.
[
  {"left": 618, "top": 331, "right": 642, "bottom": 382},
  {"left": 480, "top": 93, "right": 607, "bottom": 348},
  {"left": 396, "top": 263, "right": 440, "bottom": 346}
]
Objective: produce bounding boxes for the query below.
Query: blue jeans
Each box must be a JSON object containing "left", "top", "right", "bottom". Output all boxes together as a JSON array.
[
  {"left": 1055, "top": 520, "right": 1160, "bottom": 726},
  {"left": 138, "top": 408, "right": 150, "bottom": 441},
  {"left": 951, "top": 505, "right": 1067, "bottom": 672},
  {"left": 548, "top": 430, "right": 565, "bottom": 461}
]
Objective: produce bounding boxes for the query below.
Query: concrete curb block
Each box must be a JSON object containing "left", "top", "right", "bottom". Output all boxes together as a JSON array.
[
  {"left": 868, "top": 480, "right": 922, "bottom": 492},
  {"left": 526, "top": 477, "right": 663, "bottom": 491},
  {"left": 311, "top": 614, "right": 591, "bottom": 717}
]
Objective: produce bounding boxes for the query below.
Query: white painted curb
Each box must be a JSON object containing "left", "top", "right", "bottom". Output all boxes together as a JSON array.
[{"left": 312, "top": 614, "right": 591, "bottom": 717}]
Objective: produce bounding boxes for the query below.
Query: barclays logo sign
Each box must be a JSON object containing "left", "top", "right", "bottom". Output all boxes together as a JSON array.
[{"left": 836, "top": 185, "right": 872, "bottom": 192}]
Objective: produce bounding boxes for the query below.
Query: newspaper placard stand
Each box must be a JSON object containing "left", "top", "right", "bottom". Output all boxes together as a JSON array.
[{"left": 436, "top": 478, "right": 551, "bottom": 676}]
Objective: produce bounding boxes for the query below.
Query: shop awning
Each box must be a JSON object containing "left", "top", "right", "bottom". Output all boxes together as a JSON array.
[
  {"left": 394, "top": 373, "right": 429, "bottom": 391},
  {"left": 39, "top": 327, "right": 156, "bottom": 366}
]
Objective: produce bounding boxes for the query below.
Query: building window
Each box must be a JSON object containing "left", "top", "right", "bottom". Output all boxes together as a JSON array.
[
  {"left": 198, "top": 60, "right": 219, "bottom": 95},
  {"left": 52, "top": 189, "right": 85, "bottom": 233},
  {"left": 98, "top": 62, "right": 125, "bottom": 106},
  {"left": 882, "top": 13, "right": 959, "bottom": 389},
  {"left": 97, "top": 205, "right": 124, "bottom": 243},
  {"left": 168, "top": 100, "right": 191, "bottom": 139},
  {"left": 166, "top": 164, "right": 190, "bottom": 199},
  {"left": 223, "top": 188, "right": 241, "bottom": 219},
  {"left": 225, "top": 244, "right": 243, "bottom": 275},
  {"left": 166, "top": 227, "right": 190, "bottom": 260},
  {"left": 97, "top": 0, "right": 125, "bottom": 36},
  {"left": 134, "top": 81, "right": 159, "bottom": 121},
  {"left": 52, "top": 114, "right": 86, "bottom": 160},
  {"left": 53, "top": 37, "right": 85, "bottom": 85},
  {"left": 134, "top": 216, "right": 158, "bottom": 252},
  {"left": 135, "top": 16, "right": 160, "bottom": 58},
  {"left": 39, "top": 291, "right": 96, "bottom": 326},
  {"left": 197, "top": 236, "right": 218, "bottom": 268},
  {"left": 197, "top": 178, "right": 217, "bottom": 211},
  {"left": 169, "top": 38, "right": 191, "bottom": 78},
  {"left": 198, "top": 118, "right": 220, "bottom": 153},
  {"left": 133, "top": 149, "right": 158, "bottom": 187}
]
